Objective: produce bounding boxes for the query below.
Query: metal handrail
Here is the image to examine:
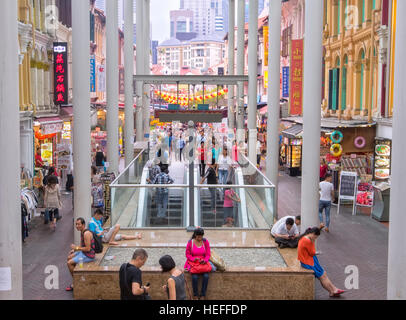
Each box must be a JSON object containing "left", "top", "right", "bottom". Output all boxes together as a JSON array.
[
  {"left": 239, "top": 153, "right": 275, "bottom": 187},
  {"left": 110, "top": 148, "right": 147, "bottom": 185},
  {"left": 110, "top": 184, "right": 275, "bottom": 188}
]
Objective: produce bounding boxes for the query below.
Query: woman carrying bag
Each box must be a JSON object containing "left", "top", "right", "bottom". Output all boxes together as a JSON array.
[
  {"left": 44, "top": 175, "right": 62, "bottom": 230},
  {"left": 184, "top": 228, "right": 212, "bottom": 300}
]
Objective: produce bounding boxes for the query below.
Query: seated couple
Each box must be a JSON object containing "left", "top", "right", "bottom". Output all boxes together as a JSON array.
[{"left": 89, "top": 209, "right": 142, "bottom": 245}]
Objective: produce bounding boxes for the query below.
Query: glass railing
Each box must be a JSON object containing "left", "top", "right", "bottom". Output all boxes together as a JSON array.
[{"left": 110, "top": 150, "right": 276, "bottom": 229}]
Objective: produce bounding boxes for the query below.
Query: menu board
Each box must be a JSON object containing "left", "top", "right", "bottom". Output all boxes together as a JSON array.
[
  {"left": 339, "top": 172, "right": 357, "bottom": 199},
  {"left": 338, "top": 171, "right": 358, "bottom": 215},
  {"left": 374, "top": 139, "right": 391, "bottom": 181}
]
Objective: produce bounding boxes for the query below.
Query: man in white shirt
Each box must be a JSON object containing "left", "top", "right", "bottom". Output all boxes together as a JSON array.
[
  {"left": 319, "top": 173, "right": 335, "bottom": 233},
  {"left": 270, "top": 216, "right": 301, "bottom": 248}
]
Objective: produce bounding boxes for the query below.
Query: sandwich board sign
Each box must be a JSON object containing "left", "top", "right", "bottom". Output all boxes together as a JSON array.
[{"left": 337, "top": 171, "right": 358, "bottom": 215}]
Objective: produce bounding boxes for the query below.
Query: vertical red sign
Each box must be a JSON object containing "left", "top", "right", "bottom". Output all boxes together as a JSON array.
[
  {"left": 290, "top": 39, "right": 304, "bottom": 116},
  {"left": 53, "top": 42, "right": 68, "bottom": 105}
]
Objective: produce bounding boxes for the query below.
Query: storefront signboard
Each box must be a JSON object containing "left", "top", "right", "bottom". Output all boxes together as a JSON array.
[
  {"left": 263, "top": 26, "right": 269, "bottom": 67},
  {"left": 53, "top": 42, "right": 68, "bottom": 105},
  {"left": 98, "top": 65, "right": 106, "bottom": 92},
  {"left": 42, "top": 122, "right": 63, "bottom": 135},
  {"left": 90, "top": 55, "right": 96, "bottom": 92},
  {"left": 289, "top": 40, "right": 303, "bottom": 116},
  {"left": 282, "top": 67, "right": 289, "bottom": 98}
]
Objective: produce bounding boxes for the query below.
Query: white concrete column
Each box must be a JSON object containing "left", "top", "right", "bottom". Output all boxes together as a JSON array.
[
  {"left": 387, "top": 0, "right": 406, "bottom": 300},
  {"left": 236, "top": 0, "right": 245, "bottom": 141},
  {"left": 136, "top": 0, "right": 144, "bottom": 141},
  {"left": 248, "top": 0, "right": 258, "bottom": 164},
  {"left": 143, "top": 0, "right": 150, "bottom": 139},
  {"left": 106, "top": 0, "right": 119, "bottom": 173},
  {"left": 72, "top": 0, "right": 92, "bottom": 243},
  {"left": 31, "top": 65, "right": 38, "bottom": 108},
  {"left": 124, "top": 0, "right": 135, "bottom": 166},
  {"left": 44, "top": 67, "right": 50, "bottom": 107},
  {"left": 0, "top": 0, "right": 23, "bottom": 300},
  {"left": 300, "top": 0, "right": 324, "bottom": 231},
  {"left": 227, "top": 0, "right": 235, "bottom": 130},
  {"left": 266, "top": 0, "right": 282, "bottom": 219},
  {"left": 38, "top": 67, "right": 44, "bottom": 108}
]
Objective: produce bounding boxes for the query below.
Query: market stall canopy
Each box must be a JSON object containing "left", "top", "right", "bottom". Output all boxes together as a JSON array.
[
  {"left": 281, "top": 124, "right": 303, "bottom": 139},
  {"left": 35, "top": 116, "right": 63, "bottom": 125}
]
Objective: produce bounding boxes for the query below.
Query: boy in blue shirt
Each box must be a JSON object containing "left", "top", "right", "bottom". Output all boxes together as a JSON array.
[{"left": 89, "top": 209, "right": 141, "bottom": 245}]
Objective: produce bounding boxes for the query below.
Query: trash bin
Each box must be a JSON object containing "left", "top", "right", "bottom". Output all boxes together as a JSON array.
[{"left": 372, "top": 186, "right": 390, "bottom": 222}]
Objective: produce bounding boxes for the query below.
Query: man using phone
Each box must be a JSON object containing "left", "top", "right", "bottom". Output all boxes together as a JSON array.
[{"left": 119, "top": 248, "right": 150, "bottom": 300}]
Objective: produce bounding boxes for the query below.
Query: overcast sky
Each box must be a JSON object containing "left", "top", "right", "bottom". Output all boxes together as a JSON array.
[{"left": 151, "top": 0, "right": 180, "bottom": 43}]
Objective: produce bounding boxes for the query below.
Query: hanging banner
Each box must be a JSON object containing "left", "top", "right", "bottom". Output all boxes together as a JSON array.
[
  {"left": 290, "top": 39, "right": 303, "bottom": 115},
  {"left": 53, "top": 42, "right": 68, "bottom": 105},
  {"left": 98, "top": 64, "right": 106, "bottom": 92},
  {"left": 264, "top": 70, "right": 268, "bottom": 89},
  {"left": 263, "top": 26, "right": 269, "bottom": 67},
  {"left": 282, "top": 66, "right": 289, "bottom": 98},
  {"left": 90, "top": 55, "right": 96, "bottom": 92},
  {"left": 119, "top": 67, "right": 125, "bottom": 95}
]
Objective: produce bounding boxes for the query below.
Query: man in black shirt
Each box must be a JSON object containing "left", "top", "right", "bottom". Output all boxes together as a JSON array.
[
  {"left": 94, "top": 145, "right": 106, "bottom": 172},
  {"left": 119, "top": 248, "right": 150, "bottom": 300},
  {"left": 201, "top": 161, "right": 218, "bottom": 214}
]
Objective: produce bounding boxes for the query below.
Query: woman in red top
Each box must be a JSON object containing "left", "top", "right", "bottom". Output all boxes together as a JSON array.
[
  {"left": 319, "top": 158, "right": 328, "bottom": 181},
  {"left": 198, "top": 141, "right": 207, "bottom": 177},
  {"left": 297, "top": 226, "right": 345, "bottom": 297},
  {"left": 35, "top": 147, "right": 44, "bottom": 168}
]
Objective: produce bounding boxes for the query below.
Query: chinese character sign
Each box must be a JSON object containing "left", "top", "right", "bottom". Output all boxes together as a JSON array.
[
  {"left": 290, "top": 39, "right": 303, "bottom": 116},
  {"left": 263, "top": 26, "right": 269, "bottom": 67},
  {"left": 264, "top": 70, "right": 268, "bottom": 89},
  {"left": 282, "top": 67, "right": 289, "bottom": 98},
  {"left": 53, "top": 42, "right": 68, "bottom": 105}
]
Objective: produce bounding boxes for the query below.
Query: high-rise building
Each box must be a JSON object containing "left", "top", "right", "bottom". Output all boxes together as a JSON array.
[
  {"left": 170, "top": 9, "right": 194, "bottom": 38},
  {"left": 181, "top": 0, "right": 224, "bottom": 36},
  {"left": 151, "top": 40, "right": 159, "bottom": 65},
  {"left": 244, "top": 0, "right": 265, "bottom": 22}
]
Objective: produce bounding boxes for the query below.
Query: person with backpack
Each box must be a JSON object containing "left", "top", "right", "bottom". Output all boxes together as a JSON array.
[
  {"left": 66, "top": 217, "right": 97, "bottom": 292},
  {"left": 88, "top": 209, "right": 142, "bottom": 245}
]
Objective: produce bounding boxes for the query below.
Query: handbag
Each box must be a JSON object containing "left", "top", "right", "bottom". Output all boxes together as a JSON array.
[
  {"left": 188, "top": 240, "right": 212, "bottom": 274},
  {"left": 209, "top": 249, "right": 226, "bottom": 272},
  {"left": 189, "top": 260, "right": 212, "bottom": 274}
]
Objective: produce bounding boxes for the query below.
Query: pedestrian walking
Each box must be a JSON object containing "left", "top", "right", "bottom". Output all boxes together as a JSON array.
[
  {"left": 217, "top": 148, "right": 232, "bottom": 186},
  {"left": 223, "top": 181, "right": 240, "bottom": 225},
  {"left": 201, "top": 162, "right": 218, "bottom": 214},
  {"left": 184, "top": 228, "right": 212, "bottom": 300},
  {"left": 159, "top": 255, "right": 187, "bottom": 300},
  {"left": 94, "top": 145, "right": 106, "bottom": 173},
  {"left": 178, "top": 134, "right": 186, "bottom": 162},
  {"left": 119, "top": 249, "right": 150, "bottom": 300},
  {"left": 320, "top": 158, "right": 328, "bottom": 181},
  {"left": 152, "top": 168, "right": 175, "bottom": 224},
  {"left": 198, "top": 141, "right": 207, "bottom": 177},
  {"left": 44, "top": 175, "right": 62, "bottom": 230},
  {"left": 297, "top": 226, "right": 345, "bottom": 298},
  {"left": 319, "top": 173, "right": 335, "bottom": 233}
]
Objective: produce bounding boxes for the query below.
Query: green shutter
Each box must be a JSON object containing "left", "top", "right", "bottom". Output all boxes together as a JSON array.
[
  {"left": 342, "top": 67, "right": 347, "bottom": 110},
  {"left": 362, "top": 0, "right": 366, "bottom": 23},
  {"left": 373, "top": 0, "right": 376, "bottom": 10},
  {"left": 360, "top": 64, "right": 364, "bottom": 110},
  {"left": 332, "top": 69, "right": 338, "bottom": 110}
]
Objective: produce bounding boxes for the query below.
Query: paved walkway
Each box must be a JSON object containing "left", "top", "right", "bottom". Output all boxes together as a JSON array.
[
  {"left": 22, "top": 168, "right": 389, "bottom": 300},
  {"left": 23, "top": 193, "right": 74, "bottom": 300},
  {"left": 278, "top": 172, "right": 388, "bottom": 300}
]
